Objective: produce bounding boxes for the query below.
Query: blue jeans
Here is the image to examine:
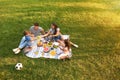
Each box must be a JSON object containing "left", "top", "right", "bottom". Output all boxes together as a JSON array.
[
  {"left": 18, "top": 36, "right": 31, "bottom": 49},
  {"left": 53, "top": 35, "right": 61, "bottom": 41}
]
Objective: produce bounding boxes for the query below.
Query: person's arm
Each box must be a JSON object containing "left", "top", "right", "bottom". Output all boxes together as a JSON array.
[
  {"left": 31, "top": 37, "right": 35, "bottom": 41},
  {"left": 41, "top": 29, "right": 45, "bottom": 35},
  {"left": 39, "top": 27, "right": 45, "bottom": 35},
  {"left": 59, "top": 41, "right": 65, "bottom": 50},
  {"left": 30, "top": 34, "right": 34, "bottom": 37},
  {"left": 60, "top": 47, "right": 68, "bottom": 53},
  {"left": 53, "top": 28, "right": 61, "bottom": 37},
  {"left": 42, "top": 30, "right": 51, "bottom": 37},
  {"left": 53, "top": 31, "right": 60, "bottom": 37},
  {"left": 63, "top": 47, "right": 68, "bottom": 51},
  {"left": 30, "top": 34, "right": 36, "bottom": 41},
  {"left": 59, "top": 46, "right": 64, "bottom": 51}
]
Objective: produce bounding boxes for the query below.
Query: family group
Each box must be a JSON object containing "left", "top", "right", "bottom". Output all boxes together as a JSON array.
[{"left": 13, "top": 23, "right": 78, "bottom": 59}]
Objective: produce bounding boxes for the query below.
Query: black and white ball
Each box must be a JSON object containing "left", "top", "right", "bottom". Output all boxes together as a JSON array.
[{"left": 15, "top": 63, "right": 23, "bottom": 70}]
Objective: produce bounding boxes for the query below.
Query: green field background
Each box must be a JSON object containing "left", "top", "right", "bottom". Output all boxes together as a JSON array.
[{"left": 0, "top": 0, "right": 120, "bottom": 80}]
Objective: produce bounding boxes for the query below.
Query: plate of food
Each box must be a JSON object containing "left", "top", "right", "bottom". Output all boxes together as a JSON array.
[
  {"left": 53, "top": 42, "right": 59, "bottom": 46},
  {"left": 50, "top": 50, "right": 56, "bottom": 56},
  {"left": 37, "top": 36, "right": 41, "bottom": 40},
  {"left": 43, "top": 47, "right": 50, "bottom": 53},
  {"left": 34, "top": 51, "right": 39, "bottom": 55},
  {"left": 37, "top": 41, "right": 43, "bottom": 47},
  {"left": 47, "top": 42, "right": 53, "bottom": 47}
]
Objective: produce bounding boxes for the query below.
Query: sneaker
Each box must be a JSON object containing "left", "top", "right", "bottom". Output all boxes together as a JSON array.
[
  {"left": 15, "top": 49, "right": 21, "bottom": 54},
  {"left": 12, "top": 48, "right": 19, "bottom": 52},
  {"left": 73, "top": 44, "right": 78, "bottom": 48}
]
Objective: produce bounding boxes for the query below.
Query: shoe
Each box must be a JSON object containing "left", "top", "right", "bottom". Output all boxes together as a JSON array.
[
  {"left": 73, "top": 44, "right": 78, "bottom": 48},
  {"left": 12, "top": 48, "right": 19, "bottom": 52},
  {"left": 15, "top": 49, "right": 21, "bottom": 54}
]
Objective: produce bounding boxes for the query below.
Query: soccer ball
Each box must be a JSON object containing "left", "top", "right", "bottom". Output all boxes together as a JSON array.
[{"left": 15, "top": 63, "right": 23, "bottom": 70}]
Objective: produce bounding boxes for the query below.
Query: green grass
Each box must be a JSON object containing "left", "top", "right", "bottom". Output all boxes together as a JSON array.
[{"left": 0, "top": 0, "right": 120, "bottom": 80}]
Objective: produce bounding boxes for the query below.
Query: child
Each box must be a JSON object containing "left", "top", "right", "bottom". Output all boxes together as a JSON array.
[
  {"left": 58, "top": 39, "right": 72, "bottom": 60},
  {"left": 61, "top": 35, "right": 78, "bottom": 48},
  {"left": 13, "top": 31, "right": 34, "bottom": 54}
]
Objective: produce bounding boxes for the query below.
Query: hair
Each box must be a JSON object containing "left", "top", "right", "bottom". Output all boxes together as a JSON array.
[
  {"left": 34, "top": 23, "right": 39, "bottom": 26},
  {"left": 23, "top": 30, "right": 31, "bottom": 35},
  {"left": 51, "top": 23, "right": 58, "bottom": 35},
  {"left": 64, "top": 39, "right": 71, "bottom": 50}
]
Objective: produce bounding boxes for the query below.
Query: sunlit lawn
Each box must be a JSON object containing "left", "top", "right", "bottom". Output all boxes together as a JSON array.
[{"left": 0, "top": 0, "right": 120, "bottom": 80}]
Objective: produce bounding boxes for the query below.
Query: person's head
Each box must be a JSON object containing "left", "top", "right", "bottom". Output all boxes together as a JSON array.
[
  {"left": 64, "top": 39, "right": 71, "bottom": 50},
  {"left": 51, "top": 23, "right": 58, "bottom": 34},
  {"left": 23, "top": 30, "right": 31, "bottom": 36},
  {"left": 51, "top": 23, "right": 58, "bottom": 29},
  {"left": 34, "top": 23, "right": 39, "bottom": 30}
]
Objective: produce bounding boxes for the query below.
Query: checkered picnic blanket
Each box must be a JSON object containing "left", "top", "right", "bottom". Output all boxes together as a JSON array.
[
  {"left": 25, "top": 35, "right": 71, "bottom": 59},
  {"left": 26, "top": 43, "right": 62, "bottom": 59}
]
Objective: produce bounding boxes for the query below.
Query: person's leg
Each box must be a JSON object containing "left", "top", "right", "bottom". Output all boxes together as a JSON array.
[
  {"left": 53, "top": 35, "right": 62, "bottom": 41},
  {"left": 45, "top": 35, "right": 52, "bottom": 41},
  {"left": 23, "top": 46, "right": 32, "bottom": 53},
  {"left": 18, "top": 36, "right": 27, "bottom": 49},
  {"left": 55, "top": 36, "right": 65, "bottom": 46},
  {"left": 59, "top": 54, "right": 69, "bottom": 60},
  {"left": 57, "top": 40, "right": 64, "bottom": 47},
  {"left": 70, "top": 41, "right": 78, "bottom": 48},
  {"left": 13, "top": 36, "right": 27, "bottom": 54},
  {"left": 61, "top": 35, "right": 78, "bottom": 48}
]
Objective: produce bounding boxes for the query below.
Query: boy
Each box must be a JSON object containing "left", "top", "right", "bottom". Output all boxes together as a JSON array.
[{"left": 13, "top": 31, "right": 34, "bottom": 54}]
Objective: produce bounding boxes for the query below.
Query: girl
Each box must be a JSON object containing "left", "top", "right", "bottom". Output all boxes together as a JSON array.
[
  {"left": 42, "top": 23, "right": 62, "bottom": 42},
  {"left": 58, "top": 39, "right": 72, "bottom": 60},
  {"left": 13, "top": 31, "right": 35, "bottom": 54}
]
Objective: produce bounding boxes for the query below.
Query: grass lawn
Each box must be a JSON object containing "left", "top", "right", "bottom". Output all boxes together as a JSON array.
[{"left": 0, "top": 0, "right": 120, "bottom": 80}]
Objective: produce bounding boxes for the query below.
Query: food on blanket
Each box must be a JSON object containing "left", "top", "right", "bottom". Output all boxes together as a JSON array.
[
  {"left": 40, "top": 38, "right": 45, "bottom": 42},
  {"left": 43, "top": 47, "right": 50, "bottom": 53},
  {"left": 48, "top": 42, "right": 52, "bottom": 45},
  {"left": 43, "top": 43, "right": 47, "bottom": 48},
  {"left": 53, "top": 45, "right": 58, "bottom": 48},
  {"left": 42, "top": 52, "right": 44, "bottom": 56},
  {"left": 34, "top": 51, "right": 38, "bottom": 55},
  {"left": 50, "top": 50, "right": 56, "bottom": 56},
  {"left": 37, "top": 41, "right": 43, "bottom": 47},
  {"left": 51, "top": 47, "right": 54, "bottom": 50},
  {"left": 53, "top": 42, "right": 59, "bottom": 46},
  {"left": 37, "top": 36, "right": 41, "bottom": 40},
  {"left": 53, "top": 42, "right": 59, "bottom": 48},
  {"left": 47, "top": 42, "right": 53, "bottom": 47}
]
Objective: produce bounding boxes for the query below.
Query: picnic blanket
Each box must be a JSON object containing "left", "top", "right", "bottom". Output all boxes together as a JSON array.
[{"left": 25, "top": 35, "right": 71, "bottom": 59}]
